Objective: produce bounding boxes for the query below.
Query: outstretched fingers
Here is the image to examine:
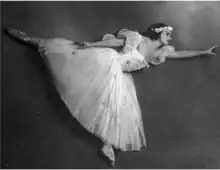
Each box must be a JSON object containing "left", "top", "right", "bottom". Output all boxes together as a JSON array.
[{"left": 206, "top": 45, "right": 219, "bottom": 56}]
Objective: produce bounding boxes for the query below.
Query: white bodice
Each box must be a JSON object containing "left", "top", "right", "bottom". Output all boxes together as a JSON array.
[
  {"left": 117, "top": 49, "right": 149, "bottom": 72},
  {"left": 102, "top": 28, "right": 174, "bottom": 72}
]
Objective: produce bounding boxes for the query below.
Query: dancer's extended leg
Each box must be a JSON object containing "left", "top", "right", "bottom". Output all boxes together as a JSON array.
[{"left": 6, "top": 27, "right": 44, "bottom": 46}]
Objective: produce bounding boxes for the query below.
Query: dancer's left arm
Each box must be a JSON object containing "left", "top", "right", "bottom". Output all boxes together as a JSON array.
[
  {"left": 165, "top": 45, "right": 219, "bottom": 59},
  {"left": 150, "top": 45, "right": 219, "bottom": 65}
]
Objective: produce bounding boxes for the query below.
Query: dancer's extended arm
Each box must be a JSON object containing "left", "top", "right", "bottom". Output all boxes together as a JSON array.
[
  {"left": 166, "top": 46, "right": 218, "bottom": 59},
  {"left": 149, "top": 45, "right": 218, "bottom": 65}
]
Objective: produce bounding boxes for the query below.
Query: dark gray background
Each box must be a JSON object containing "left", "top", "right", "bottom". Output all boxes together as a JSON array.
[{"left": 2, "top": 1, "right": 220, "bottom": 169}]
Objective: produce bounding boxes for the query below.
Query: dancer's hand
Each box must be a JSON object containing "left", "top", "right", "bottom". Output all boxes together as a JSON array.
[
  {"left": 78, "top": 41, "right": 91, "bottom": 49},
  {"left": 204, "top": 45, "right": 219, "bottom": 56},
  {"left": 75, "top": 41, "right": 91, "bottom": 49},
  {"left": 82, "top": 42, "right": 91, "bottom": 48}
]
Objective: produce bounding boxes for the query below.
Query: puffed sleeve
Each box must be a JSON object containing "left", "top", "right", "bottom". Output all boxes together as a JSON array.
[
  {"left": 161, "top": 45, "right": 175, "bottom": 60},
  {"left": 150, "top": 45, "right": 175, "bottom": 65},
  {"left": 102, "top": 33, "right": 116, "bottom": 40},
  {"left": 116, "top": 29, "right": 142, "bottom": 54},
  {"left": 164, "top": 45, "right": 175, "bottom": 53}
]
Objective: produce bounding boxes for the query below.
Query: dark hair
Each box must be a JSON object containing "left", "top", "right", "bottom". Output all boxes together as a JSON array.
[{"left": 140, "top": 23, "right": 169, "bottom": 40}]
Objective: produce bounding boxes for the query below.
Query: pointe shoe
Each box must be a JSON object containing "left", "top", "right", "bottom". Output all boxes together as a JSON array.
[
  {"left": 101, "top": 144, "right": 115, "bottom": 167},
  {"left": 6, "top": 27, "right": 30, "bottom": 42}
]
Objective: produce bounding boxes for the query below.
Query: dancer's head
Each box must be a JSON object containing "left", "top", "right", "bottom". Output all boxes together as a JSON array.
[{"left": 141, "top": 23, "right": 173, "bottom": 45}]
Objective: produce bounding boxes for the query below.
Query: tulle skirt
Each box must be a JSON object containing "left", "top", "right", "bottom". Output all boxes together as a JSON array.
[{"left": 38, "top": 38, "right": 146, "bottom": 151}]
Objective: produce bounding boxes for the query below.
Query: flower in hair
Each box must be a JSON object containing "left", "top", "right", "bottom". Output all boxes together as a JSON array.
[{"left": 151, "top": 26, "right": 173, "bottom": 33}]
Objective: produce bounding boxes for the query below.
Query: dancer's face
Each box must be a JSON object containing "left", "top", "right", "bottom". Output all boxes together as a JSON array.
[{"left": 160, "top": 30, "right": 172, "bottom": 45}]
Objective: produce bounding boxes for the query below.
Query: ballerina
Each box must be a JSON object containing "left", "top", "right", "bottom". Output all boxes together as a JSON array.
[{"left": 6, "top": 23, "right": 218, "bottom": 167}]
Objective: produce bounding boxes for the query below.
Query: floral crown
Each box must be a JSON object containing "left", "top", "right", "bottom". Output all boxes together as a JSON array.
[{"left": 151, "top": 26, "right": 173, "bottom": 33}]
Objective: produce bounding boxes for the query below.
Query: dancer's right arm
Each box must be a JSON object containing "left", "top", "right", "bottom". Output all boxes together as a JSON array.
[
  {"left": 85, "top": 38, "right": 124, "bottom": 48},
  {"left": 83, "top": 29, "right": 142, "bottom": 50}
]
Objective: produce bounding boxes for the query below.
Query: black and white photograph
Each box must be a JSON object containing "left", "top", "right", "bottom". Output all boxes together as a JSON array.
[{"left": 1, "top": 1, "right": 220, "bottom": 169}]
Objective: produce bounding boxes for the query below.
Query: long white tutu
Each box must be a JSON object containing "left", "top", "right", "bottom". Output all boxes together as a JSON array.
[{"left": 39, "top": 38, "right": 146, "bottom": 151}]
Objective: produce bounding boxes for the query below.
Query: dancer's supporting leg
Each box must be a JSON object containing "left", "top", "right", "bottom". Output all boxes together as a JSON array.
[{"left": 101, "top": 142, "right": 115, "bottom": 167}]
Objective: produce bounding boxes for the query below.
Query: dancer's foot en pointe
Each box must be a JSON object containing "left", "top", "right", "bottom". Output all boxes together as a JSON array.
[
  {"left": 6, "top": 27, "right": 43, "bottom": 46},
  {"left": 101, "top": 144, "right": 115, "bottom": 167}
]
